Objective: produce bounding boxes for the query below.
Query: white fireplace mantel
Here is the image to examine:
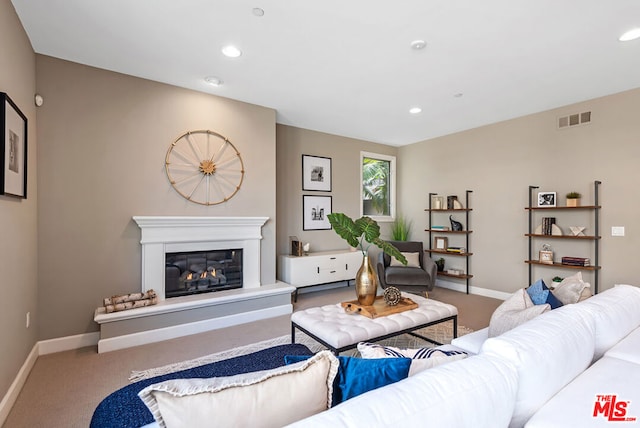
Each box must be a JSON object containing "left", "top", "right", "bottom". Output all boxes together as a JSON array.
[{"left": 133, "top": 216, "right": 269, "bottom": 300}]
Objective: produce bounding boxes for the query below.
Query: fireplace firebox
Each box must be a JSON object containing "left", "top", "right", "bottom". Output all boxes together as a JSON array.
[{"left": 165, "top": 249, "right": 243, "bottom": 298}]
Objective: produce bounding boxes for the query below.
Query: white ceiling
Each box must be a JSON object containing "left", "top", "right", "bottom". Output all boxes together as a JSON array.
[{"left": 11, "top": 0, "right": 640, "bottom": 146}]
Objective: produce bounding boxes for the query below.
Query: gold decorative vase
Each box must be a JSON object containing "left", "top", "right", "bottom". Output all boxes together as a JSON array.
[{"left": 355, "top": 253, "right": 378, "bottom": 306}]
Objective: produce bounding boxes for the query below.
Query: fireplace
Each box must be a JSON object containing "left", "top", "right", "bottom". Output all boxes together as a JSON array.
[
  {"left": 165, "top": 249, "right": 243, "bottom": 298},
  {"left": 133, "top": 216, "right": 268, "bottom": 300}
]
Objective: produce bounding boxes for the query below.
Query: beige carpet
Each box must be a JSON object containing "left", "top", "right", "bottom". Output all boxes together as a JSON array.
[{"left": 131, "top": 322, "right": 472, "bottom": 381}]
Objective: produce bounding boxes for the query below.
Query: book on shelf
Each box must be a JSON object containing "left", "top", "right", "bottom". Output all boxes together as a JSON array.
[
  {"left": 446, "top": 247, "right": 466, "bottom": 253},
  {"left": 430, "top": 225, "right": 450, "bottom": 230},
  {"left": 561, "top": 256, "right": 591, "bottom": 266},
  {"left": 542, "top": 217, "right": 556, "bottom": 235}
]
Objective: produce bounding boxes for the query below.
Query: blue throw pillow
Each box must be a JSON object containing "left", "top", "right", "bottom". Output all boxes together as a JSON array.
[
  {"left": 527, "top": 279, "right": 563, "bottom": 309},
  {"left": 284, "top": 355, "right": 411, "bottom": 405}
]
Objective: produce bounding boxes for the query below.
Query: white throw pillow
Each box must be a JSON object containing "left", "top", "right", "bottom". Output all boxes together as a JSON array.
[
  {"left": 138, "top": 350, "right": 339, "bottom": 428},
  {"left": 390, "top": 252, "right": 420, "bottom": 268},
  {"left": 488, "top": 288, "right": 550, "bottom": 337},
  {"left": 357, "top": 342, "right": 467, "bottom": 376},
  {"left": 553, "top": 272, "right": 588, "bottom": 305}
]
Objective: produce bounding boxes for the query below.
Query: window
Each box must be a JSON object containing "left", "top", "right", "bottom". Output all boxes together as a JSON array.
[{"left": 360, "top": 151, "right": 396, "bottom": 221}]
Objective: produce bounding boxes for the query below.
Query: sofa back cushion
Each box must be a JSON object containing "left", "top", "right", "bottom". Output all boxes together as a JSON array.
[
  {"left": 481, "top": 304, "right": 596, "bottom": 428},
  {"left": 286, "top": 354, "right": 518, "bottom": 428},
  {"left": 576, "top": 284, "right": 640, "bottom": 361}
]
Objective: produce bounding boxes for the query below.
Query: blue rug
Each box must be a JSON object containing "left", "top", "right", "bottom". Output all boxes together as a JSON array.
[{"left": 90, "top": 343, "right": 312, "bottom": 428}]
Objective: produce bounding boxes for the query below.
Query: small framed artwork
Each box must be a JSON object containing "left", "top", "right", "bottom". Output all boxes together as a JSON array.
[
  {"left": 302, "top": 155, "right": 331, "bottom": 192},
  {"left": 539, "top": 250, "right": 554, "bottom": 264},
  {"left": 434, "top": 236, "right": 448, "bottom": 251},
  {"left": 537, "top": 192, "right": 556, "bottom": 207},
  {"left": 431, "top": 195, "right": 444, "bottom": 210},
  {"left": 1, "top": 92, "right": 28, "bottom": 199},
  {"left": 303, "top": 195, "right": 332, "bottom": 230}
]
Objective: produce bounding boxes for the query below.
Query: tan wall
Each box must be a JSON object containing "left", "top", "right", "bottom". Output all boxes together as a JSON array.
[
  {"left": 35, "top": 56, "right": 277, "bottom": 340},
  {"left": 275, "top": 124, "right": 397, "bottom": 261},
  {"left": 0, "top": 0, "right": 38, "bottom": 405},
  {"left": 399, "top": 88, "right": 640, "bottom": 294}
]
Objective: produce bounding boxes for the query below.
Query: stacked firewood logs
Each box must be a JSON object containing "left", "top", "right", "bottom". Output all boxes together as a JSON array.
[{"left": 103, "top": 289, "right": 158, "bottom": 313}]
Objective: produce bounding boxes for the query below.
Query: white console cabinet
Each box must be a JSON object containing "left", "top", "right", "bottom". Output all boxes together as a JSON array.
[{"left": 279, "top": 250, "right": 363, "bottom": 301}]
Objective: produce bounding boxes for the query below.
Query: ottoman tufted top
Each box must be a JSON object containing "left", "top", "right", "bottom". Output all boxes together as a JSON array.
[{"left": 291, "top": 294, "right": 457, "bottom": 349}]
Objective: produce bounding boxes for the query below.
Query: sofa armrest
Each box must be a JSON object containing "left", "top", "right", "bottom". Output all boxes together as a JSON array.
[{"left": 451, "top": 327, "right": 488, "bottom": 355}]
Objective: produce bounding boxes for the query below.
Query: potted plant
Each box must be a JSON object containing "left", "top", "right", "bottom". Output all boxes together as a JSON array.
[
  {"left": 435, "top": 257, "right": 445, "bottom": 272},
  {"left": 391, "top": 215, "right": 412, "bottom": 241},
  {"left": 327, "top": 213, "right": 406, "bottom": 305},
  {"left": 551, "top": 276, "right": 563, "bottom": 289},
  {"left": 566, "top": 192, "right": 581, "bottom": 207}
]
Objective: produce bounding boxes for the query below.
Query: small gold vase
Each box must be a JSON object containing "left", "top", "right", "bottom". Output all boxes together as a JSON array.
[{"left": 355, "top": 253, "right": 377, "bottom": 306}]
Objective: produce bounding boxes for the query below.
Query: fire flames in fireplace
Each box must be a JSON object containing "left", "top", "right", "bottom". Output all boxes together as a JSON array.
[{"left": 165, "top": 249, "right": 242, "bottom": 298}]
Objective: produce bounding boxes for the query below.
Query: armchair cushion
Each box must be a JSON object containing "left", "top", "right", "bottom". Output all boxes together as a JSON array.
[
  {"left": 390, "top": 252, "right": 420, "bottom": 268},
  {"left": 385, "top": 267, "right": 431, "bottom": 286}
]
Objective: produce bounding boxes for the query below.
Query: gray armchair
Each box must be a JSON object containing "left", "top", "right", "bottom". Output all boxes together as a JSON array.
[{"left": 377, "top": 240, "right": 436, "bottom": 296}]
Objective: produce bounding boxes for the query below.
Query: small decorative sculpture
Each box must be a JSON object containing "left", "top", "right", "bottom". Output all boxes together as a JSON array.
[
  {"left": 383, "top": 286, "right": 402, "bottom": 306},
  {"left": 449, "top": 215, "right": 463, "bottom": 231},
  {"left": 569, "top": 226, "right": 586, "bottom": 236}
]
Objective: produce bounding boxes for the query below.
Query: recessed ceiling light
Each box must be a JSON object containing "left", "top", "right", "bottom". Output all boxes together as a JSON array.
[
  {"left": 252, "top": 7, "right": 264, "bottom": 17},
  {"left": 619, "top": 28, "right": 640, "bottom": 42},
  {"left": 221, "top": 45, "right": 242, "bottom": 58},
  {"left": 454, "top": 93, "right": 464, "bottom": 98},
  {"left": 409, "top": 107, "right": 422, "bottom": 114},
  {"left": 204, "top": 76, "right": 223, "bottom": 87},
  {"left": 410, "top": 40, "right": 427, "bottom": 50}
]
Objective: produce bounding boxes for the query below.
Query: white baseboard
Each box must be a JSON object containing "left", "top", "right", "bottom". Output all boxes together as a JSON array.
[
  {"left": 38, "top": 332, "right": 100, "bottom": 355},
  {"left": 436, "top": 280, "right": 510, "bottom": 301},
  {"left": 0, "top": 343, "right": 38, "bottom": 426},
  {"left": 98, "top": 304, "right": 293, "bottom": 353}
]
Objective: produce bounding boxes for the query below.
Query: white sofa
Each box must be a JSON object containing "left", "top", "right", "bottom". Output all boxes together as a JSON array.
[{"left": 287, "top": 284, "right": 640, "bottom": 428}]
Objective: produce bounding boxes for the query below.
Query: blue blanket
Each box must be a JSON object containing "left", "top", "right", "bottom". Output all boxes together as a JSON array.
[{"left": 90, "top": 343, "right": 312, "bottom": 428}]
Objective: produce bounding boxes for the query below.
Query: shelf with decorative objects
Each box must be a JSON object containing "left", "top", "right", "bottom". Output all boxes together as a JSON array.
[
  {"left": 425, "top": 190, "right": 473, "bottom": 294},
  {"left": 525, "top": 181, "right": 601, "bottom": 294}
]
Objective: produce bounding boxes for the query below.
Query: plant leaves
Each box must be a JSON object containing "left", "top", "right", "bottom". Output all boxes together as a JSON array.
[
  {"left": 355, "top": 216, "right": 380, "bottom": 243},
  {"left": 373, "top": 238, "right": 407, "bottom": 265},
  {"left": 327, "top": 213, "right": 360, "bottom": 248}
]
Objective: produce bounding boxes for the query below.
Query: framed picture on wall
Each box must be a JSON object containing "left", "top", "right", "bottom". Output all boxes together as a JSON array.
[
  {"left": 1, "top": 92, "right": 28, "bottom": 199},
  {"left": 303, "top": 195, "right": 332, "bottom": 230},
  {"left": 302, "top": 155, "right": 331, "bottom": 191}
]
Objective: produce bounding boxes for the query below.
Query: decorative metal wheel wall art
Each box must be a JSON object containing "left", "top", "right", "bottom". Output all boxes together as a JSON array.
[{"left": 165, "top": 130, "right": 244, "bottom": 206}]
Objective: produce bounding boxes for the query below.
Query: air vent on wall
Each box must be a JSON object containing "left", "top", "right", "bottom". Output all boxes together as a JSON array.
[{"left": 558, "top": 111, "right": 591, "bottom": 129}]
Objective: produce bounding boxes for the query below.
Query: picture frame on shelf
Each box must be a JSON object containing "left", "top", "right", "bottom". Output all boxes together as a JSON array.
[
  {"left": 539, "top": 250, "right": 554, "bottom": 264},
  {"left": 1, "top": 92, "right": 28, "bottom": 199},
  {"left": 303, "top": 195, "right": 332, "bottom": 230},
  {"left": 434, "top": 236, "right": 448, "bottom": 251},
  {"left": 302, "top": 155, "right": 331, "bottom": 192},
  {"left": 431, "top": 195, "right": 444, "bottom": 210},
  {"left": 537, "top": 191, "right": 556, "bottom": 207}
]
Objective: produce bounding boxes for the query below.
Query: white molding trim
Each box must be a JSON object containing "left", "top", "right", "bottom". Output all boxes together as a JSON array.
[
  {"left": 98, "top": 304, "right": 292, "bottom": 353},
  {"left": 38, "top": 332, "right": 100, "bottom": 355},
  {"left": 0, "top": 343, "right": 38, "bottom": 426},
  {"left": 436, "top": 280, "right": 511, "bottom": 301}
]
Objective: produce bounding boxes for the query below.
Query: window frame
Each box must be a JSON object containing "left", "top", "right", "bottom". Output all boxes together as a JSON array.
[{"left": 359, "top": 151, "right": 396, "bottom": 222}]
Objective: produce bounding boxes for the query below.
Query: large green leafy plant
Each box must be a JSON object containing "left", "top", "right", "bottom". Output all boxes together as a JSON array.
[{"left": 327, "top": 213, "right": 407, "bottom": 265}]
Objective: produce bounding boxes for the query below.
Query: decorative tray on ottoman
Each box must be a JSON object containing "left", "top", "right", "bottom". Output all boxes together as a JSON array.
[{"left": 340, "top": 296, "right": 418, "bottom": 319}]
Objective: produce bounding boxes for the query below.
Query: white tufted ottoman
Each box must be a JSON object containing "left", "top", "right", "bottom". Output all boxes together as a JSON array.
[{"left": 291, "top": 293, "right": 458, "bottom": 354}]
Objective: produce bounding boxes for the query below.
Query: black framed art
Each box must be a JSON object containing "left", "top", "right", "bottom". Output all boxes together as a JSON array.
[
  {"left": 302, "top": 155, "right": 331, "bottom": 192},
  {"left": 1, "top": 92, "right": 28, "bottom": 199},
  {"left": 303, "top": 195, "right": 332, "bottom": 230}
]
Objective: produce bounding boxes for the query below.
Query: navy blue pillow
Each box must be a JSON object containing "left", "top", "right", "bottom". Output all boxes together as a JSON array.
[
  {"left": 527, "top": 279, "right": 563, "bottom": 309},
  {"left": 284, "top": 355, "right": 411, "bottom": 405}
]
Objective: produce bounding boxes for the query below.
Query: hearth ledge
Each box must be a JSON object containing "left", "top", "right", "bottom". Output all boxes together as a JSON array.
[{"left": 94, "top": 282, "right": 294, "bottom": 324}]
